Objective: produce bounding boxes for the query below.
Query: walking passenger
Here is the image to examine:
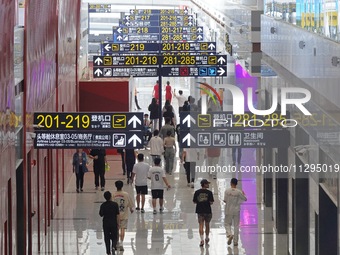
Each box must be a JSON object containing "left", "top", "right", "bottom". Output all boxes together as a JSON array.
[
  {"left": 112, "top": 181, "right": 134, "bottom": 251},
  {"left": 148, "top": 98, "right": 159, "bottom": 131},
  {"left": 149, "top": 129, "right": 164, "bottom": 165},
  {"left": 224, "top": 178, "right": 247, "bottom": 246},
  {"left": 89, "top": 149, "right": 107, "bottom": 191},
  {"left": 72, "top": 149, "right": 88, "bottom": 193},
  {"left": 163, "top": 130, "right": 176, "bottom": 175},
  {"left": 148, "top": 157, "right": 171, "bottom": 214},
  {"left": 99, "top": 191, "right": 120, "bottom": 255},
  {"left": 131, "top": 153, "right": 150, "bottom": 213},
  {"left": 193, "top": 179, "right": 214, "bottom": 247},
  {"left": 165, "top": 81, "right": 173, "bottom": 103},
  {"left": 124, "top": 149, "right": 137, "bottom": 184},
  {"left": 182, "top": 148, "right": 199, "bottom": 188}
]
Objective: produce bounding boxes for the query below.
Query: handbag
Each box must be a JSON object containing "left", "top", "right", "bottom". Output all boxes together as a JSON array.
[{"left": 105, "top": 163, "right": 110, "bottom": 172}]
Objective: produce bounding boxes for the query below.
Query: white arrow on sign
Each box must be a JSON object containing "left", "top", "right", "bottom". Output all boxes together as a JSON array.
[
  {"left": 208, "top": 43, "right": 215, "bottom": 50},
  {"left": 217, "top": 67, "right": 225, "bottom": 76},
  {"left": 197, "top": 27, "right": 203, "bottom": 33},
  {"left": 94, "top": 57, "right": 103, "bottom": 65},
  {"left": 117, "top": 27, "right": 122, "bottom": 33},
  {"left": 125, "top": 21, "right": 130, "bottom": 26},
  {"left": 128, "top": 134, "right": 142, "bottom": 147},
  {"left": 117, "top": 35, "right": 123, "bottom": 41},
  {"left": 128, "top": 115, "right": 141, "bottom": 128},
  {"left": 188, "top": 16, "right": 193, "bottom": 20},
  {"left": 197, "top": 34, "right": 203, "bottom": 40},
  {"left": 104, "top": 44, "right": 111, "bottom": 52},
  {"left": 94, "top": 68, "right": 102, "bottom": 77},
  {"left": 184, "top": 9, "right": 188, "bottom": 14},
  {"left": 182, "top": 133, "right": 196, "bottom": 147},
  {"left": 125, "top": 15, "right": 130, "bottom": 21},
  {"left": 218, "top": 56, "right": 226, "bottom": 65},
  {"left": 188, "top": 22, "right": 193, "bottom": 26},
  {"left": 182, "top": 114, "right": 196, "bottom": 128},
  {"left": 130, "top": 10, "right": 134, "bottom": 14}
]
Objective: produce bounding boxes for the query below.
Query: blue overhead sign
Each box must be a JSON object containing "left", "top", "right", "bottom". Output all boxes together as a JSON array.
[
  {"left": 113, "top": 26, "right": 203, "bottom": 35},
  {"left": 129, "top": 9, "right": 189, "bottom": 15},
  {"left": 101, "top": 42, "right": 216, "bottom": 54}
]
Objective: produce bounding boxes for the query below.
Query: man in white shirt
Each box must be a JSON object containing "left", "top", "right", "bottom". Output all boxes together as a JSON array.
[
  {"left": 173, "top": 89, "right": 186, "bottom": 113},
  {"left": 131, "top": 153, "right": 150, "bottom": 213},
  {"left": 148, "top": 158, "right": 171, "bottom": 214},
  {"left": 223, "top": 178, "right": 247, "bottom": 247},
  {"left": 149, "top": 129, "right": 164, "bottom": 165}
]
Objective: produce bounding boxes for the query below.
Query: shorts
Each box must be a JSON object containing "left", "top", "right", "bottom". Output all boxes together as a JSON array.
[
  {"left": 119, "top": 219, "right": 128, "bottom": 229},
  {"left": 135, "top": 185, "right": 148, "bottom": 195},
  {"left": 151, "top": 189, "right": 164, "bottom": 199},
  {"left": 197, "top": 213, "right": 212, "bottom": 223}
]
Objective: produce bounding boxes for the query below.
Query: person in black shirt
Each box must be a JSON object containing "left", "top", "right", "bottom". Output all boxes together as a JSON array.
[
  {"left": 193, "top": 179, "right": 214, "bottom": 247},
  {"left": 89, "top": 149, "right": 107, "bottom": 191},
  {"left": 99, "top": 191, "right": 120, "bottom": 255}
]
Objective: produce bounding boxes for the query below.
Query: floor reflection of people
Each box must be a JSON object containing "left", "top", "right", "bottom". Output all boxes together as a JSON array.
[
  {"left": 149, "top": 217, "right": 172, "bottom": 254},
  {"left": 131, "top": 213, "right": 148, "bottom": 254}
]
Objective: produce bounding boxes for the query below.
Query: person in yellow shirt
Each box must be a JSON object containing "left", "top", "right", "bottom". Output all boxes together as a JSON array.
[{"left": 112, "top": 180, "right": 134, "bottom": 251}]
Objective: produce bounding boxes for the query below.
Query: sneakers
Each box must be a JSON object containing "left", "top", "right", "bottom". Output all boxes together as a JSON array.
[
  {"left": 153, "top": 209, "right": 157, "bottom": 214},
  {"left": 159, "top": 208, "right": 163, "bottom": 214},
  {"left": 101, "top": 187, "right": 105, "bottom": 191},
  {"left": 190, "top": 182, "right": 194, "bottom": 188},
  {"left": 205, "top": 237, "right": 210, "bottom": 244},
  {"left": 141, "top": 208, "right": 145, "bottom": 213},
  {"left": 234, "top": 242, "right": 238, "bottom": 246},
  {"left": 199, "top": 240, "right": 204, "bottom": 247},
  {"left": 119, "top": 245, "right": 124, "bottom": 251},
  {"left": 136, "top": 207, "right": 140, "bottom": 211},
  {"left": 227, "top": 235, "right": 234, "bottom": 245},
  {"left": 80, "top": 189, "right": 83, "bottom": 192},
  {"left": 187, "top": 183, "right": 190, "bottom": 187},
  {"left": 76, "top": 189, "right": 80, "bottom": 193}
]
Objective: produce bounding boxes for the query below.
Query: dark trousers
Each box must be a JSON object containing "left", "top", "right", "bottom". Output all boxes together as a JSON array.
[
  {"left": 184, "top": 162, "right": 196, "bottom": 184},
  {"left": 126, "top": 162, "right": 135, "bottom": 179},
  {"left": 94, "top": 168, "right": 105, "bottom": 188},
  {"left": 103, "top": 224, "right": 118, "bottom": 254},
  {"left": 232, "top": 148, "right": 242, "bottom": 164},
  {"left": 76, "top": 167, "right": 84, "bottom": 190},
  {"left": 120, "top": 152, "right": 126, "bottom": 173}
]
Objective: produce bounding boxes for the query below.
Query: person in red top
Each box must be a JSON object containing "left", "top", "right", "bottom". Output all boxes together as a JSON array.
[
  {"left": 165, "top": 81, "right": 172, "bottom": 103},
  {"left": 152, "top": 80, "right": 159, "bottom": 103}
]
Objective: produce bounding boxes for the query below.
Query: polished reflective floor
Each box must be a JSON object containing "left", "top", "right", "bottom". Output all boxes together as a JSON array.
[{"left": 38, "top": 147, "right": 288, "bottom": 255}]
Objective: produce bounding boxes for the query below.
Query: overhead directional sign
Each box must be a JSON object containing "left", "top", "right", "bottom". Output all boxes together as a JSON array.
[
  {"left": 113, "top": 26, "right": 203, "bottom": 35},
  {"left": 101, "top": 42, "right": 216, "bottom": 54},
  {"left": 88, "top": 4, "right": 112, "bottom": 13},
  {"left": 34, "top": 131, "right": 144, "bottom": 149},
  {"left": 180, "top": 112, "right": 289, "bottom": 130},
  {"left": 33, "top": 112, "right": 144, "bottom": 130},
  {"left": 161, "top": 55, "right": 227, "bottom": 66},
  {"left": 113, "top": 33, "right": 203, "bottom": 42},
  {"left": 119, "top": 19, "right": 193, "bottom": 27},
  {"left": 102, "top": 42, "right": 160, "bottom": 53},
  {"left": 93, "top": 67, "right": 159, "bottom": 77},
  {"left": 93, "top": 55, "right": 226, "bottom": 67},
  {"left": 93, "top": 55, "right": 159, "bottom": 66},
  {"left": 130, "top": 9, "right": 189, "bottom": 15},
  {"left": 161, "top": 66, "right": 227, "bottom": 77},
  {"left": 180, "top": 130, "right": 290, "bottom": 148}
]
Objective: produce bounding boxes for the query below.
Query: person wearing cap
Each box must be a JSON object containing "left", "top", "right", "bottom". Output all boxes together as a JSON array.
[
  {"left": 193, "top": 179, "right": 214, "bottom": 247},
  {"left": 112, "top": 180, "right": 134, "bottom": 251},
  {"left": 223, "top": 178, "right": 247, "bottom": 247}
]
